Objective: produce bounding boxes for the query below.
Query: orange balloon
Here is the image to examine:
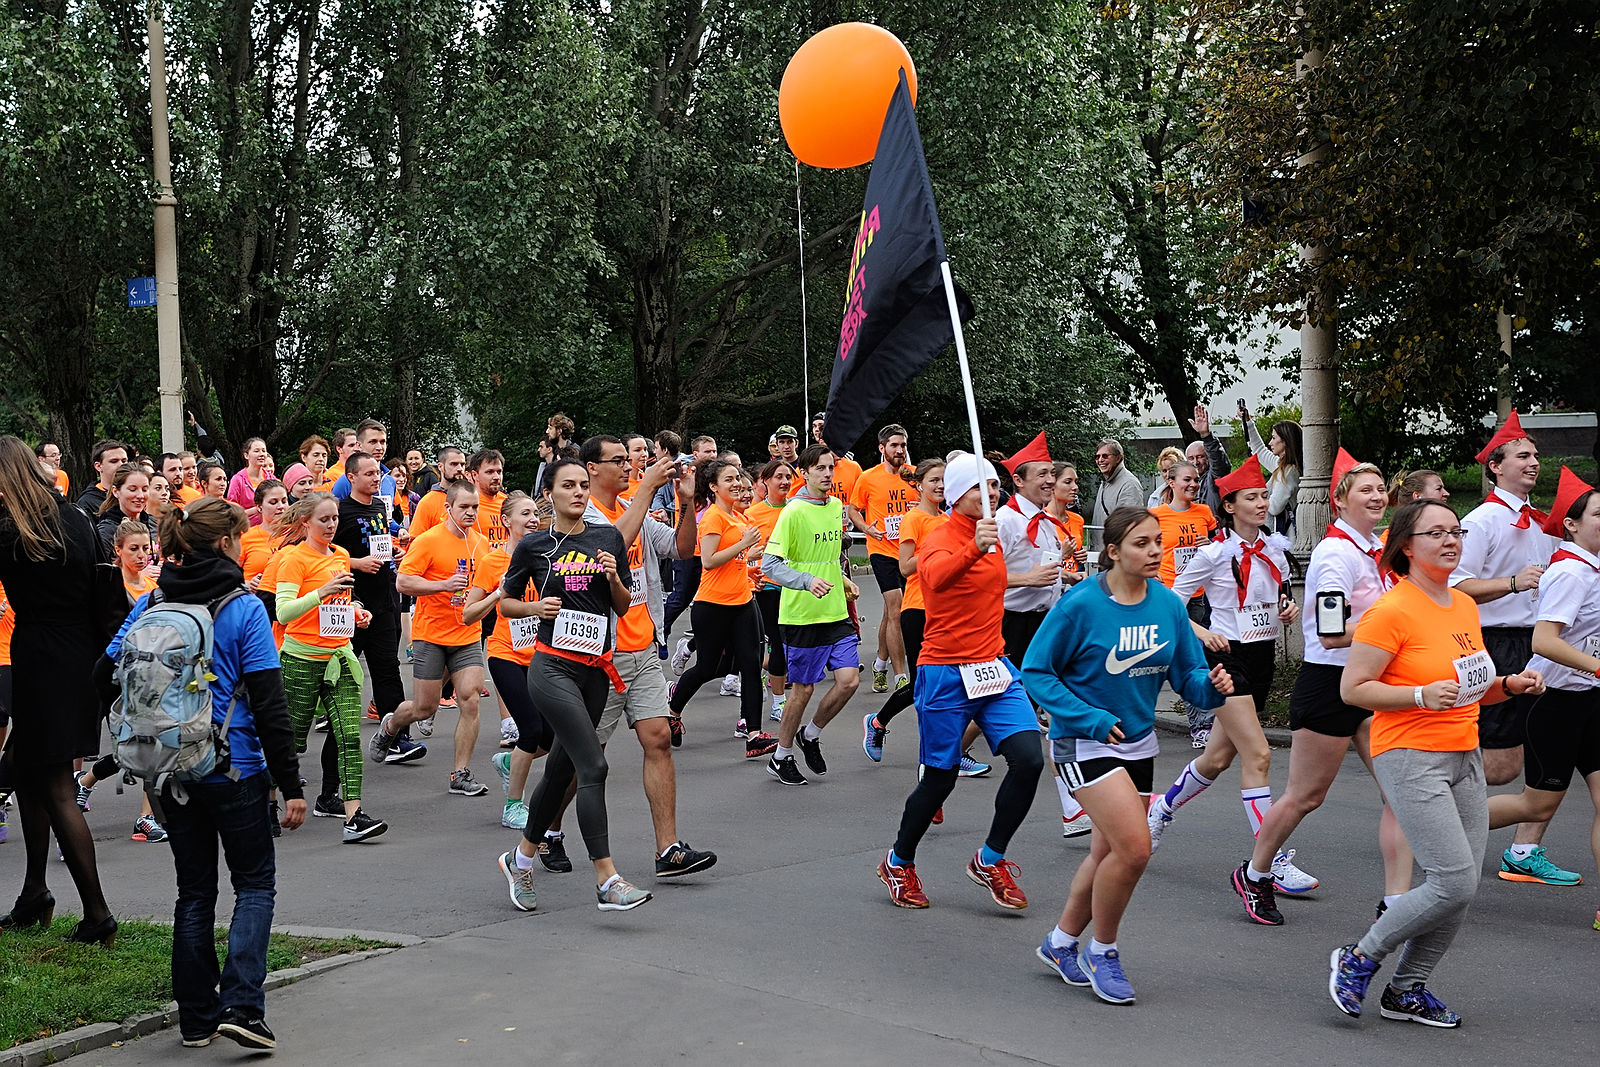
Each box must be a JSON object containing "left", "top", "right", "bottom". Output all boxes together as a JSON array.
[{"left": 780, "top": 23, "right": 918, "bottom": 170}]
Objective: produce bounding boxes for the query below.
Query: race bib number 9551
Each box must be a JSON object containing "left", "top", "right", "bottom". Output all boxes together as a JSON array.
[{"left": 959, "top": 659, "right": 1009, "bottom": 699}]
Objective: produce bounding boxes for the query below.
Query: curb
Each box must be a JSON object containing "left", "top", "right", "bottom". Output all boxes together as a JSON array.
[
  {"left": 1151, "top": 711, "right": 1293, "bottom": 749},
  {"left": 1, "top": 930, "right": 414, "bottom": 1067}
]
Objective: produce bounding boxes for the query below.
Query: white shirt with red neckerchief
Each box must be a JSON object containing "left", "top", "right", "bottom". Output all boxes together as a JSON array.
[{"left": 1449, "top": 489, "right": 1555, "bottom": 629}]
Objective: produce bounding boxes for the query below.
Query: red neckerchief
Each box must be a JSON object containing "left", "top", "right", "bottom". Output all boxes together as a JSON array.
[
  {"left": 1550, "top": 548, "right": 1600, "bottom": 572},
  {"left": 1236, "top": 536, "right": 1282, "bottom": 608},
  {"left": 1323, "top": 523, "right": 1395, "bottom": 588},
  {"left": 1005, "top": 495, "right": 1067, "bottom": 548},
  {"left": 1486, "top": 490, "right": 1549, "bottom": 530}
]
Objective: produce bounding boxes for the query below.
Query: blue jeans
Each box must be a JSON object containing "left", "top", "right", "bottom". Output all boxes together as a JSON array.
[
  {"left": 162, "top": 772, "right": 277, "bottom": 1036},
  {"left": 662, "top": 559, "right": 702, "bottom": 636}
]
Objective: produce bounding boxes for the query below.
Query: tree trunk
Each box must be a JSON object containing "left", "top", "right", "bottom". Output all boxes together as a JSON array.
[
  {"left": 388, "top": 11, "right": 425, "bottom": 453},
  {"left": 632, "top": 253, "right": 681, "bottom": 433},
  {"left": 1293, "top": 38, "right": 1336, "bottom": 556}
]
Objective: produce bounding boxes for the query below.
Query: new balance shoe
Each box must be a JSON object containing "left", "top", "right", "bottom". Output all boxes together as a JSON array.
[
  {"left": 670, "top": 636, "right": 694, "bottom": 674},
  {"left": 500, "top": 800, "right": 529, "bottom": 830},
  {"left": 342, "top": 808, "right": 387, "bottom": 843},
  {"left": 1061, "top": 812, "right": 1093, "bottom": 839},
  {"left": 872, "top": 665, "right": 889, "bottom": 693},
  {"left": 311, "top": 794, "right": 344, "bottom": 818},
  {"left": 767, "top": 753, "right": 807, "bottom": 785},
  {"left": 862, "top": 713, "right": 886, "bottom": 762},
  {"left": 744, "top": 732, "right": 778, "bottom": 759},
  {"left": 1499, "top": 846, "right": 1582, "bottom": 886},
  {"left": 1379, "top": 983, "right": 1461, "bottom": 1028},
  {"left": 416, "top": 712, "right": 436, "bottom": 738},
  {"left": 1328, "top": 943, "right": 1380, "bottom": 1017},
  {"left": 797, "top": 729, "right": 828, "bottom": 776},
  {"left": 1036, "top": 933, "right": 1090, "bottom": 986},
  {"left": 73, "top": 770, "right": 92, "bottom": 812},
  {"left": 877, "top": 852, "right": 929, "bottom": 908},
  {"left": 597, "top": 877, "right": 652, "bottom": 911},
  {"left": 1272, "top": 849, "right": 1319, "bottom": 894},
  {"left": 719, "top": 674, "right": 741, "bottom": 697},
  {"left": 1231, "top": 863, "right": 1284, "bottom": 926},
  {"left": 1147, "top": 798, "right": 1173, "bottom": 853},
  {"left": 655, "top": 841, "right": 718, "bottom": 878},
  {"left": 1079, "top": 945, "right": 1135, "bottom": 1004},
  {"left": 492, "top": 751, "right": 513, "bottom": 797},
  {"left": 966, "top": 851, "right": 1028, "bottom": 910},
  {"left": 131, "top": 813, "right": 168, "bottom": 843},
  {"left": 497, "top": 850, "right": 538, "bottom": 912},
  {"left": 384, "top": 733, "right": 427, "bottom": 765},
  {"left": 449, "top": 768, "right": 489, "bottom": 796},
  {"left": 958, "top": 754, "right": 991, "bottom": 778},
  {"left": 499, "top": 719, "right": 520, "bottom": 748},
  {"left": 538, "top": 832, "right": 572, "bottom": 873}
]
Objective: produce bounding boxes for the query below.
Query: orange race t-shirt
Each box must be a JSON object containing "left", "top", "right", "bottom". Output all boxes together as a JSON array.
[
  {"left": 474, "top": 548, "right": 537, "bottom": 667},
  {"left": 239, "top": 526, "right": 278, "bottom": 585},
  {"left": 259, "top": 549, "right": 288, "bottom": 647},
  {"left": 897, "top": 507, "right": 949, "bottom": 613},
  {"left": 1353, "top": 578, "right": 1486, "bottom": 757},
  {"left": 401, "top": 521, "right": 488, "bottom": 648},
  {"left": 1154, "top": 503, "right": 1216, "bottom": 590},
  {"left": 695, "top": 505, "right": 756, "bottom": 606},
  {"left": 175, "top": 483, "right": 205, "bottom": 506},
  {"left": 474, "top": 491, "right": 508, "bottom": 551},
  {"left": 123, "top": 575, "right": 153, "bottom": 604},
  {"left": 829, "top": 456, "right": 863, "bottom": 509},
  {"left": 53, "top": 468, "right": 69, "bottom": 496},
  {"left": 409, "top": 487, "right": 448, "bottom": 536},
  {"left": 746, "top": 500, "right": 785, "bottom": 590},
  {"left": 591, "top": 496, "right": 657, "bottom": 653},
  {"left": 1057, "top": 508, "right": 1087, "bottom": 578},
  {"left": 320, "top": 463, "right": 345, "bottom": 491},
  {"left": 849, "top": 463, "right": 919, "bottom": 558},
  {"left": 276, "top": 543, "right": 354, "bottom": 651},
  {"left": 0, "top": 580, "right": 14, "bottom": 666}
]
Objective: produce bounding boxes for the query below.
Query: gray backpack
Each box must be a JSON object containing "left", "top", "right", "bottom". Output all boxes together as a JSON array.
[{"left": 109, "top": 588, "right": 247, "bottom": 802}]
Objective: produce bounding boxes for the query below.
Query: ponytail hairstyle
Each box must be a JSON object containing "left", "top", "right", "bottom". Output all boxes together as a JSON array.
[
  {"left": 539, "top": 457, "right": 586, "bottom": 496},
  {"left": 253, "top": 478, "right": 286, "bottom": 507},
  {"left": 159, "top": 496, "right": 247, "bottom": 561},
  {"left": 1098, "top": 506, "right": 1160, "bottom": 573},
  {"left": 113, "top": 519, "right": 151, "bottom": 552},
  {"left": 0, "top": 434, "right": 65, "bottom": 561},
  {"left": 274, "top": 493, "right": 331, "bottom": 548},
  {"left": 1387, "top": 469, "right": 1441, "bottom": 508},
  {"left": 693, "top": 457, "right": 738, "bottom": 509},
  {"left": 500, "top": 490, "right": 536, "bottom": 536}
]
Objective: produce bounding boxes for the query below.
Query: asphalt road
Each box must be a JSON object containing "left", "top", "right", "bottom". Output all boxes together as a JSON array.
[{"left": 6, "top": 583, "right": 1598, "bottom": 1065}]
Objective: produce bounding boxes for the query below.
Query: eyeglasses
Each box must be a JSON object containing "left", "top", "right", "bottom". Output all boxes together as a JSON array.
[
  {"left": 595, "top": 457, "right": 629, "bottom": 467},
  {"left": 1095, "top": 453, "right": 1114, "bottom": 461},
  {"left": 1408, "top": 528, "right": 1467, "bottom": 541}
]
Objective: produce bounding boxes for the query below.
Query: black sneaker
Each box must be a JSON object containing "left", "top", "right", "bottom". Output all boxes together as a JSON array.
[
  {"left": 655, "top": 841, "right": 719, "bottom": 878},
  {"left": 538, "top": 832, "right": 573, "bottom": 873},
  {"left": 796, "top": 729, "right": 827, "bottom": 776},
  {"left": 217, "top": 1010, "right": 276, "bottom": 1050},
  {"left": 312, "top": 794, "right": 344, "bottom": 818},
  {"left": 767, "top": 754, "right": 808, "bottom": 786},
  {"left": 1230, "top": 862, "right": 1284, "bottom": 926},
  {"left": 342, "top": 808, "right": 388, "bottom": 843}
]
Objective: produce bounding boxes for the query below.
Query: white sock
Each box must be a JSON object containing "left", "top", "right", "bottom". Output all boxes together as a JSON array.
[
  {"left": 1247, "top": 863, "right": 1272, "bottom": 882},
  {"left": 1056, "top": 776, "right": 1084, "bottom": 819},
  {"left": 1049, "top": 926, "right": 1078, "bottom": 950},
  {"left": 599, "top": 874, "right": 621, "bottom": 892},
  {"left": 775, "top": 744, "right": 793, "bottom": 760},
  {"left": 1242, "top": 788, "right": 1272, "bottom": 836},
  {"left": 513, "top": 848, "right": 536, "bottom": 870},
  {"left": 1508, "top": 843, "right": 1537, "bottom": 861},
  {"left": 544, "top": 829, "right": 562, "bottom": 841},
  {"left": 1089, "top": 938, "right": 1117, "bottom": 955},
  {"left": 772, "top": 694, "right": 784, "bottom": 708},
  {"left": 1383, "top": 893, "right": 1403, "bottom": 907},
  {"left": 893, "top": 673, "right": 908, "bottom": 686},
  {"left": 803, "top": 722, "right": 822, "bottom": 742},
  {"left": 874, "top": 657, "right": 890, "bottom": 671}
]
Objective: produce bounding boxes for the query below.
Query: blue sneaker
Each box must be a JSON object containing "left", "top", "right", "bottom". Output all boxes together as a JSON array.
[
  {"left": 862, "top": 713, "right": 885, "bottom": 762},
  {"left": 1078, "top": 946, "right": 1135, "bottom": 1004},
  {"left": 958, "top": 754, "right": 991, "bottom": 778},
  {"left": 385, "top": 733, "right": 427, "bottom": 765},
  {"left": 1035, "top": 934, "right": 1089, "bottom": 987},
  {"left": 1328, "top": 943, "right": 1380, "bottom": 1017},
  {"left": 492, "top": 751, "right": 512, "bottom": 797},
  {"left": 1498, "top": 845, "right": 1582, "bottom": 886},
  {"left": 1379, "top": 983, "right": 1461, "bottom": 1028}
]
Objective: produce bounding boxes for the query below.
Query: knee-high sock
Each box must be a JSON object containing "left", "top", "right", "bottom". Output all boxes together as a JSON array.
[
  {"left": 1160, "top": 759, "right": 1214, "bottom": 814},
  {"left": 1242, "top": 787, "right": 1272, "bottom": 837}
]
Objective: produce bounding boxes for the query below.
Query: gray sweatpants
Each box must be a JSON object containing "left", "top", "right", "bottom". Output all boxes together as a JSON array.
[{"left": 1357, "top": 747, "right": 1487, "bottom": 988}]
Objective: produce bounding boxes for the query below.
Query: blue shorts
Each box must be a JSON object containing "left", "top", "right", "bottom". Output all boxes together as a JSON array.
[
  {"left": 914, "top": 660, "right": 1037, "bottom": 771},
  {"left": 786, "top": 635, "right": 861, "bottom": 686}
]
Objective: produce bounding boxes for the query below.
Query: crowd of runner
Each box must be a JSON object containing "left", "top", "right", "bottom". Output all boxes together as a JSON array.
[{"left": 1, "top": 401, "right": 1596, "bottom": 1048}]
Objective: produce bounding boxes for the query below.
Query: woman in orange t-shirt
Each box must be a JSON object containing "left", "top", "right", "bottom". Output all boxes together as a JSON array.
[
  {"left": 1153, "top": 463, "right": 1216, "bottom": 590},
  {"left": 240, "top": 480, "right": 289, "bottom": 591},
  {"left": 748, "top": 460, "right": 795, "bottom": 720},
  {"left": 668, "top": 459, "right": 765, "bottom": 737},
  {"left": 1330, "top": 498, "right": 1546, "bottom": 1024},
  {"left": 867, "top": 459, "right": 949, "bottom": 756}
]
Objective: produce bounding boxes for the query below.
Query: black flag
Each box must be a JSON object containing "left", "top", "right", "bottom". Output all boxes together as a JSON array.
[{"left": 822, "top": 70, "right": 973, "bottom": 457}]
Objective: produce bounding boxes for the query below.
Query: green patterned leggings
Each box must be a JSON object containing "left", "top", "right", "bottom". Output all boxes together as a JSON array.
[{"left": 282, "top": 652, "right": 364, "bottom": 803}]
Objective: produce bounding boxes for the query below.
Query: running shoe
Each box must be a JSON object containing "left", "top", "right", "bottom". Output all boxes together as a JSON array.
[
  {"left": 216, "top": 1011, "right": 276, "bottom": 1051},
  {"left": 181, "top": 1031, "right": 218, "bottom": 1048},
  {"left": 767, "top": 753, "right": 807, "bottom": 785},
  {"left": 1328, "top": 943, "right": 1380, "bottom": 1017},
  {"left": 538, "top": 832, "right": 572, "bottom": 873},
  {"left": 768, "top": 697, "right": 785, "bottom": 722},
  {"left": 966, "top": 851, "right": 1028, "bottom": 909},
  {"left": 894, "top": 674, "right": 909, "bottom": 690},
  {"left": 499, "top": 719, "right": 519, "bottom": 748},
  {"left": 492, "top": 751, "right": 512, "bottom": 797},
  {"left": 316, "top": 715, "right": 332, "bottom": 731},
  {"left": 1190, "top": 728, "right": 1209, "bottom": 750},
  {"left": 497, "top": 850, "right": 538, "bottom": 911},
  {"left": 931, "top": 807, "right": 944, "bottom": 824},
  {"left": 342, "top": 808, "right": 387, "bottom": 843},
  {"left": 1231, "top": 863, "right": 1284, "bottom": 926},
  {"left": 437, "top": 696, "right": 457, "bottom": 712},
  {"left": 416, "top": 713, "right": 436, "bottom": 739},
  {"left": 312, "top": 794, "right": 344, "bottom": 818},
  {"left": 1036, "top": 933, "right": 1090, "bottom": 986},
  {"left": 365, "top": 702, "right": 380, "bottom": 722},
  {"left": 669, "top": 715, "right": 684, "bottom": 748},
  {"left": 500, "top": 800, "right": 529, "bottom": 830},
  {"left": 1272, "top": 849, "right": 1319, "bottom": 894},
  {"left": 744, "top": 732, "right": 778, "bottom": 760},
  {"left": 1499, "top": 846, "right": 1582, "bottom": 885},
  {"left": 1374, "top": 899, "right": 1388, "bottom": 923},
  {"left": 877, "top": 852, "right": 929, "bottom": 908},
  {"left": 872, "top": 665, "right": 889, "bottom": 693},
  {"left": 1078, "top": 945, "right": 1135, "bottom": 1005},
  {"left": 384, "top": 733, "right": 427, "bottom": 765},
  {"left": 655, "top": 841, "right": 718, "bottom": 879},
  {"left": 1147, "top": 798, "right": 1173, "bottom": 853},
  {"left": 671, "top": 636, "right": 693, "bottom": 674},
  {"left": 1592, "top": 908, "right": 1599, "bottom": 932},
  {"left": 862, "top": 713, "right": 886, "bottom": 762},
  {"left": 132, "top": 813, "right": 168, "bottom": 842},
  {"left": 449, "top": 768, "right": 489, "bottom": 796},
  {"left": 368, "top": 717, "right": 398, "bottom": 763},
  {"left": 719, "top": 674, "right": 741, "bottom": 697},
  {"left": 73, "top": 771, "right": 92, "bottom": 812},
  {"left": 1061, "top": 812, "right": 1092, "bottom": 839},
  {"left": 597, "top": 877, "right": 652, "bottom": 911},
  {"left": 1379, "top": 983, "right": 1461, "bottom": 1028},
  {"left": 269, "top": 799, "right": 280, "bottom": 838},
  {"left": 479, "top": 686, "right": 491, "bottom": 698},
  {"left": 796, "top": 729, "right": 827, "bottom": 776},
  {"left": 404, "top": 642, "right": 413, "bottom": 662},
  {"left": 958, "top": 754, "right": 991, "bottom": 778},
  {"left": 734, "top": 719, "right": 748, "bottom": 739}
]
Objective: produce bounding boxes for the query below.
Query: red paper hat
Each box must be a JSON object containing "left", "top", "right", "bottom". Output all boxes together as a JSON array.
[
  {"left": 1329, "top": 447, "right": 1361, "bottom": 514},
  {"left": 1543, "top": 465, "right": 1595, "bottom": 538},
  {"left": 1215, "top": 454, "right": 1267, "bottom": 498},
  {"left": 1476, "top": 408, "right": 1532, "bottom": 465},
  {"left": 1003, "top": 431, "right": 1051, "bottom": 478}
]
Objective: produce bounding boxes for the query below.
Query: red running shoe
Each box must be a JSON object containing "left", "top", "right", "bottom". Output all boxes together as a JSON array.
[
  {"left": 966, "top": 851, "right": 1028, "bottom": 909},
  {"left": 878, "top": 852, "right": 929, "bottom": 909}
]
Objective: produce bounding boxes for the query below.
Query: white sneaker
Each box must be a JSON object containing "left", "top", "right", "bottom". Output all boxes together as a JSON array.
[
  {"left": 1147, "top": 798, "right": 1173, "bottom": 853},
  {"left": 768, "top": 696, "right": 785, "bottom": 722},
  {"left": 671, "top": 636, "right": 694, "bottom": 675},
  {"left": 416, "top": 713, "right": 436, "bottom": 739},
  {"left": 1272, "top": 848, "right": 1320, "bottom": 894},
  {"left": 1061, "top": 812, "right": 1092, "bottom": 839},
  {"left": 719, "top": 674, "right": 741, "bottom": 697},
  {"left": 498, "top": 719, "right": 520, "bottom": 748}
]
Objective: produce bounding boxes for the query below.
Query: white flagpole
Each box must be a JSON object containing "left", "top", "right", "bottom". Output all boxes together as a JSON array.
[
  {"left": 795, "top": 159, "right": 811, "bottom": 431},
  {"left": 939, "top": 260, "right": 990, "bottom": 520}
]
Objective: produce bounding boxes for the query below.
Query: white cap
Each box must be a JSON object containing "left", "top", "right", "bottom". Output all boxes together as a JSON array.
[{"left": 943, "top": 451, "right": 998, "bottom": 509}]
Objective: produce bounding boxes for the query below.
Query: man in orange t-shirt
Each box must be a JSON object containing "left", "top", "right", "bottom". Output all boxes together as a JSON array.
[
  {"left": 468, "top": 448, "right": 509, "bottom": 550},
  {"left": 410, "top": 446, "right": 468, "bottom": 536},
  {"left": 320, "top": 428, "right": 358, "bottom": 491},
  {"left": 847, "top": 423, "right": 918, "bottom": 692}
]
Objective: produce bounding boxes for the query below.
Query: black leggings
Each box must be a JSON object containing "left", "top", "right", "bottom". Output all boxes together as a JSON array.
[
  {"left": 877, "top": 608, "right": 925, "bottom": 726},
  {"left": 488, "top": 657, "right": 554, "bottom": 755},
  {"left": 521, "top": 655, "right": 612, "bottom": 861},
  {"left": 755, "top": 588, "right": 787, "bottom": 678},
  {"left": 670, "top": 600, "right": 762, "bottom": 725},
  {"left": 891, "top": 731, "right": 1044, "bottom": 863}
]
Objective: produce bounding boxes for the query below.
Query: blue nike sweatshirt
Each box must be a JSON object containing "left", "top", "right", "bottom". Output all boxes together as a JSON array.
[{"left": 1021, "top": 573, "right": 1224, "bottom": 745}]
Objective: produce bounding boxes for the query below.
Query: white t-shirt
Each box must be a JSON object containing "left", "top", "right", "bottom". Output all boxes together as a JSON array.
[
  {"left": 1525, "top": 544, "right": 1600, "bottom": 691},
  {"left": 997, "top": 494, "right": 1065, "bottom": 614},
  {"left": 1174, "top": 530, "right": 1291, "bottom": 644},
  {"left": 1449, "top": 490, "right": 1555, "bottom": 629},
  {"left": 1302, "top": 519, "right": 1388, "bottom": 667}
]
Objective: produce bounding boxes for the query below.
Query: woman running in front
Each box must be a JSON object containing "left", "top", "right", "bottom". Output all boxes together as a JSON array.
[
  {"left": 748, "top": 460, "right": 795, "bottom": 725},
  {"left": 273, "top": 492, "right": 386, "bottom": 842},
  {"left": 464, "top": 492, "right": 553, "bottom": 831},
  {"left": 1022, "top": 506, "right": 1229, "bottom": 1005},
  {"left": 494, "top": 458, "right": 647, "bottom": 912},
  {"left": 1485, "top": 468, "right": 1600, "bottom": 932},
  {"left": 1236, "top": 456, "right": 1413, "bottom": 925},
  {"left": 1150, "top": 457, "right": 1313, "bottom": 889},
  {"left": 1329, "top": 498, "right": 1544, "bottom": 1026}
]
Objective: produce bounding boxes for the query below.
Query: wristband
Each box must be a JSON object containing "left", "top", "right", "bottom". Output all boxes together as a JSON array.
[
  {"left": 1509, "top": 575, "right": 1518, "bottom": 594},
  {"left": 1413, "top": 685, "right": 1425, "bottom": 709}
]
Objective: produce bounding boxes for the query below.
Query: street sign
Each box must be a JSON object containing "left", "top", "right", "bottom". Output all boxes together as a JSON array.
[{"left": 127, "top": 277, "right": 157, "bottom": 308}]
